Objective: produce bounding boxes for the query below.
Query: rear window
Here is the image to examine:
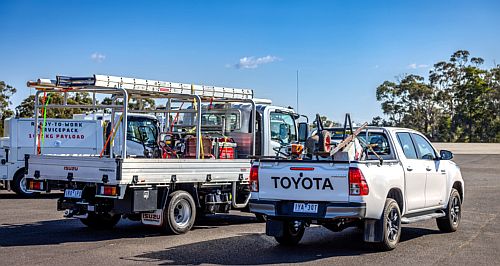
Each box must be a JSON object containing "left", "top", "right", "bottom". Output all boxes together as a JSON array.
[{"left": 358, "top": 132, "right": 391, "bottom": 155}]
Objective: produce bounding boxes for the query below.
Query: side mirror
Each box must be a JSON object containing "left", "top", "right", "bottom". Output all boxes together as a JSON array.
[
  {"left": 298, "top": 122, "right": 309, "bottom": 142},
  {"left": 440, "top": 150, "right": 453, "bottom": 160}
]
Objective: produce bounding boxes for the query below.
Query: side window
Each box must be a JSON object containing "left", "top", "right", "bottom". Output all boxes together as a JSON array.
[
  {"left": 270, "top": 112, "right": 296, "bottom": 144},
  {"left": 412, "top": 133, "right": 437, "bottom": 160},
  {"left": 396, "top": 132, "right": 418, "bottom": 159},
  {"left": 358, "top": 132, "right": 391, "bottom": 155}
]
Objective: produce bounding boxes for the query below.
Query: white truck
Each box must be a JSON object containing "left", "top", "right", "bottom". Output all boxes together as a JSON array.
[
  {"left": 25, "top": 74, "right": 303, "bottom": 234},
  {"left": 0, "top": 117, "right": 104, "bottom": 196},
  {"left": 249, "top": 126, "right": 464, "bottom": 250}
]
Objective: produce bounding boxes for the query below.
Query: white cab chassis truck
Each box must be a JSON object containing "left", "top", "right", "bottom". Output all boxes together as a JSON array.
[
  {"left": 249, "top": 127, "right": 464, "bottom": 250},
  {"left": 25, "top": 75, "right": 303, "bottom": 234},
  {"left": 0, "top": 117, "right": 103, "bottom": 196}
]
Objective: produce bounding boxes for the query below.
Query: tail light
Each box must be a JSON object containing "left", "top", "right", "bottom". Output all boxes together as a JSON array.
[
  {"left": 28, "top": 179, "right": 45, "bottom": 191},
  {"left": 249, "top": 165, "right": 259, "bottom": 192},
  {"left": 98, "top": 185, "right": 119, "bottom": 196},
  {"left": 349, "top": 167, "right": 369, "bottom": 196}
]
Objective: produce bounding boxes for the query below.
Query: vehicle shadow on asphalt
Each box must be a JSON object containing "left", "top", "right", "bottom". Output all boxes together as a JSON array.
[
  {"left": 0, "top": 193, "right": 63, "bottom": 200},
  {"left": 0, "top": 213, "right": 261, "bottom": 247},
  {"left": 0, "top": 219, "right": 159, "bottom": 247},
  {"left": 126, "top": 226, "right": 440, "bottom": 265},
  {"left": 192, "top": 213, "right": 262, "bottom": 230}
]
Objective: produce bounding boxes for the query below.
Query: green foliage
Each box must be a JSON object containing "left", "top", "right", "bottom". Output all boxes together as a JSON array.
[
  {"left": 101, "top": 97, "right": 156, "bottom": 110},
  {"left": 15, "top": 95, "right": 35, "bottom": 118},
  {"left": 0, "top": 81, "right": 16, "bottom": 135},
  {"left": 16, "top": 92, "right": 93, "bottom": 119},
  {"left": 310, "top": 115, "right": 340, "bottom": 129},
  {"left": 375, "top": 50, "right": 500, "bottom": 142},
  {"left": 14, "top": 94, "right": 157, "bottom": 120}
]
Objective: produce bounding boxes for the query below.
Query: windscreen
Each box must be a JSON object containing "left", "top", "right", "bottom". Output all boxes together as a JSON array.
[
  {"left": 201, "top": 113, "right": 240, "bottom": 131},
  {"left": 127, "top": 117, "right": 158, "bottom": 146}
]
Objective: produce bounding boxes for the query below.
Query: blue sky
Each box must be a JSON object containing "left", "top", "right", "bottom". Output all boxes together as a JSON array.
[{"left": 1, "top": 0, "right": 499, "bottom": 123}]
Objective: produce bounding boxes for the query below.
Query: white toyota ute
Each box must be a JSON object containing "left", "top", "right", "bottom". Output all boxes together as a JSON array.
[{"left": 249, "top": 127, "right": 464, "bottom": 250}]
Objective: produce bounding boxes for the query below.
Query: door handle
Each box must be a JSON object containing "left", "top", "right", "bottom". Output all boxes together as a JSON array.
[
  {"left": 406, "top": 166, "right": 413, "bottom": 171},
  {"left": 426, "top": 166, "right": 432, "bottom": 171}
]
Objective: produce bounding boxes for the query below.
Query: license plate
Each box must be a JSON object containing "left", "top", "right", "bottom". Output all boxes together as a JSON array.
[
  {"left": 293, "top": 203, "right": 319, "bottom": 213},
  {"left": 64, "top": 189, "right": 83, "bottom": 199}
]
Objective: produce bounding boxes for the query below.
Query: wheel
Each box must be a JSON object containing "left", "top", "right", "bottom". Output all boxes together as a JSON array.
[
  {"left": 274, "top": 220, "right": 305, "bottom": 246},
  {"left": 374, "top": 198, "right": 401, "bottom": 251},
  {"left": 436, "top": 188, "right": 461, "bottom": 233},
  {"left": 163, "top": 190, "right": 196, "bottom": 234},
  {"left": 255, "top": 213, "right": 267, "bottom": 222},
  {"left": 11, "top": 169, "right": 37, "bottom": 197},
  {"left": 80, "top": 212, "right": 121, "bottom": 229}
]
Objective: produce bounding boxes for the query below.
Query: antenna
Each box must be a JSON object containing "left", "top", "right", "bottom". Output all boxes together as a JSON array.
[{"left": 296, "top": 69, "right": 299, "bottom": 113}]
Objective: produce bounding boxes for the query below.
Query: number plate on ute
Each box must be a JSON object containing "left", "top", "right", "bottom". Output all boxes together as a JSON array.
[
  {"left": 293, "top": 203, "right": 319, "bottom": 213},
  {"left": 64, "top": 189, "right": 82, "bottom": 199}
]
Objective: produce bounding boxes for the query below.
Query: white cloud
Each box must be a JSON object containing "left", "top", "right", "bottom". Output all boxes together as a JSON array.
[
  {"left": 91, "top": 52, "right": 106, "bottom": 63},
  {"left": 408, "top": 63, "right": 429, "bottom": 69},
  {"left": 231, "top": 55, "right": 281, "bottom": 69}
]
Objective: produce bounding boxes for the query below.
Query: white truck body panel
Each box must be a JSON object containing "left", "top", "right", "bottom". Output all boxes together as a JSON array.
[
  {"left": 28, "top": 155, "right": 250, "bottom": 187},
  {"left": 0, "top": 118, "right": 103, "bottom": 186},
  {"left": 28, "top": 155, "right": 118, "bottom": 184},
  {"left": 257, "top": 161, "right": 350, "bottom": 202}
]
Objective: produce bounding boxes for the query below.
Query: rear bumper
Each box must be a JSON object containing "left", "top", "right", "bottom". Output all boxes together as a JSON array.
[{"left": 249, "top": 199, "right": 366, "bottom": 219}]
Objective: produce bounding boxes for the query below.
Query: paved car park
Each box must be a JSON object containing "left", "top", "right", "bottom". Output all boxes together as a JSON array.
[{"left": 1, "top": 154, "right": 499, "bottom": 265}]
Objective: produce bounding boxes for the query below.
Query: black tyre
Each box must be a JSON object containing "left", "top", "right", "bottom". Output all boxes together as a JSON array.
[
  {"left": 274, "top": 220, "right": 305, "bottom": 246},
  {"left": 255, "top": 213, "right": 267, "bottom": 222},
  {"left": 11, "top": 169, "right": 37, "bottom": 197},
  {"left": 80, "top": 212, "right": 121, "bottom": 229},
  {"left": 374, "top": 198, "right": 401, "bottom": 251},
  {"left": 163, "top": 190, "right": 196, "bottom": 235},
  {"left": 436, "top": 188, "right": 461, "bottom": 233}
]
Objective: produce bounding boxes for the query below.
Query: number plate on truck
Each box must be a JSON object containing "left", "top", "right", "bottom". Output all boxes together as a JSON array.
[
  {"left": 293, "top": 203, "right": 319, "bottom": 213},
  {"left": 64, "top": 189, "right": 83, "bottom": 199}
]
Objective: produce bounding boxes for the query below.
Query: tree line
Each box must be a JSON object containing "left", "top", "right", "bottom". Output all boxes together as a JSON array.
[
  {"left": 1, "top": 50, "right": 499, "bottom": 142},
  {"left": 371, "top": 50, "right": 500, "bottom": 142}
]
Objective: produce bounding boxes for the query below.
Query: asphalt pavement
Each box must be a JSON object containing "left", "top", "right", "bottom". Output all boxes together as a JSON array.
[{"left": 1, "top": 154, "right": 499, "bottom": 265}]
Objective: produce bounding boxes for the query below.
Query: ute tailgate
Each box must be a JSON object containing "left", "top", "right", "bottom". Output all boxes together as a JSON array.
[
  {"left": 28, "top": 155, "right": 118, "bottom": 183},
  {"left": 258, "top": 161, "right": 350, "bottom": 202}
]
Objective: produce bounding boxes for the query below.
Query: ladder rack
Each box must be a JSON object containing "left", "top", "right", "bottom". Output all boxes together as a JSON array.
[{"left": 27, "top": 74, "right": 254, "bottom": 100}]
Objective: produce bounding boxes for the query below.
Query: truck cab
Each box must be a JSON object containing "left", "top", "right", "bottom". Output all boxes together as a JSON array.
[{"left": 179, "top": 102, "right": 300, "bottom": 158}]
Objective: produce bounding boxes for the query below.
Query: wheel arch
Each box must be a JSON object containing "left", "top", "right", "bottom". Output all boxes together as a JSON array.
[
  {"left": 13, "top": 167, "right": 25, "bottom": 179},
  {"left": 452, "top": 181, "right": 464, "bottom": 203},
  {"left": 386, "top": 188, "right": 404, "bottom": 213},
  {"left": 170, "top": 184, "right": 201, "bottom": 208}
]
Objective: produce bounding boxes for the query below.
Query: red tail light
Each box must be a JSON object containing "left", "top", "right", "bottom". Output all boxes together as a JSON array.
[
  {"left": 28, "top": 180, "right": 44, "bottom": 191},
  {"left": 99, "top": 185, "right": 119, "bottom": 196},
  {"left": 349, "top": 167, "right": 369, "bottom": 196},
  {"left": 249, "top": 165, "right": 259, "bottom": 192}
]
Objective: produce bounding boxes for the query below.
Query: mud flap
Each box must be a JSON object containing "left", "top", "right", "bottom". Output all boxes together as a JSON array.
[
  {"left": 364, "top": 219, "right": 384, "bottom": 242},
  {"left": 141, "top": 209, "right": 163, "bottom": 226},
  {"left": 266, "top": 219, "right": 284, "bottom": 237}
]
